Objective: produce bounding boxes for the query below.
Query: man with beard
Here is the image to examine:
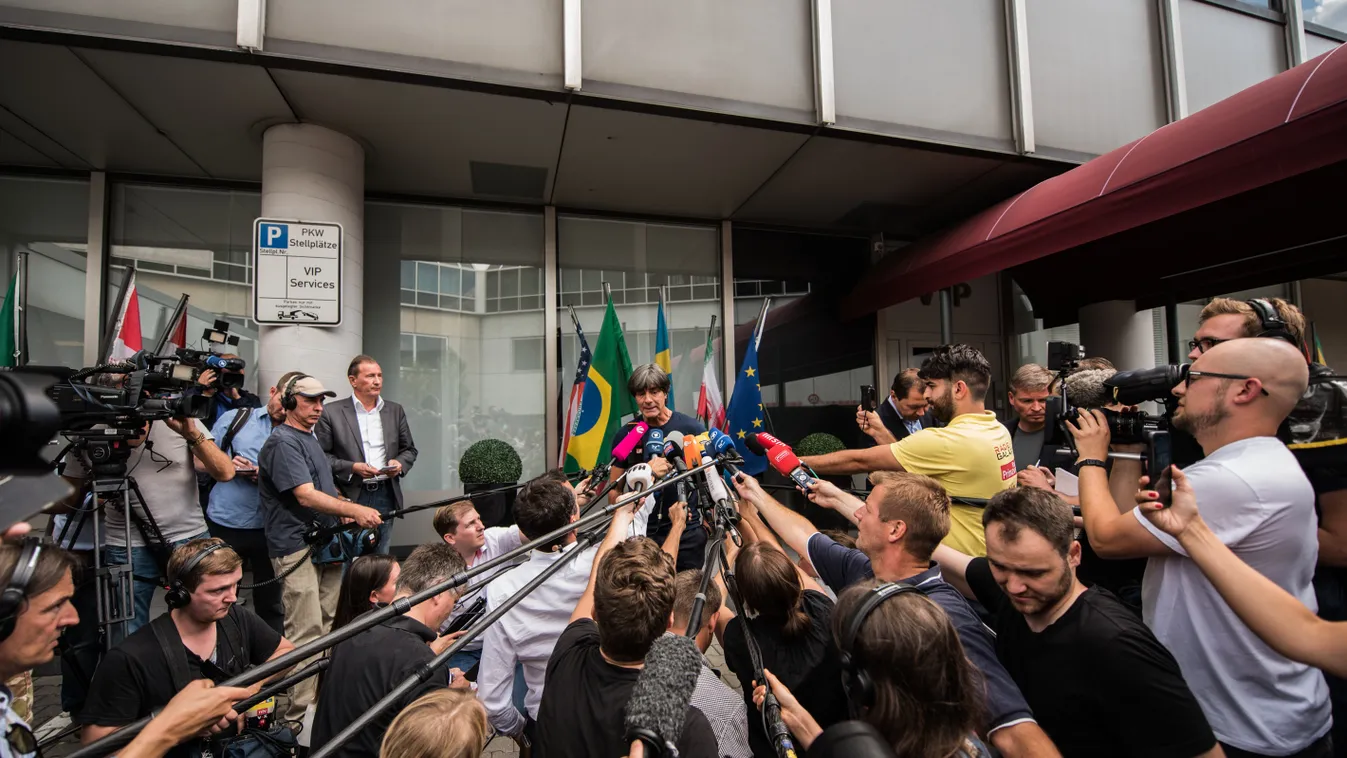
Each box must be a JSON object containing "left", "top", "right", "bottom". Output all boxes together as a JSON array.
[
  {"left": 801, "top": 344, "right": 1015, "bottom": 556},
  {"left": 933, "top": 488, "right": 1219, "bottom": 758},
  {"left": 1073, "top": 338, "right": 1331, "bottom": 758}
]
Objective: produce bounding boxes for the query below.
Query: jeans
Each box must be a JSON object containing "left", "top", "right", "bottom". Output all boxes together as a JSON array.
[
  {"left": 206, "top": 517, "right": 285, "bottom": 635},
  {"left": 446, "top": 648, "right": 482, "bottom": 681},
  {"left": 102, "top": 530, "right": 210, "bottom": 643},
  {"left": 354, "top": 481, "right": 397, "bottom": 556}
]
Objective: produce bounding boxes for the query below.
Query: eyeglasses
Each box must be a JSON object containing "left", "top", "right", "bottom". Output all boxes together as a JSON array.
[
  {"left": 6, "top": 720, "right": 36, "bottom": 756},
  {"left": 1184, "top": 370, "right": 1270, "bottom": 396},
  {"left": 1188, "top": 337, "right": 1232, "bottom": 354}
]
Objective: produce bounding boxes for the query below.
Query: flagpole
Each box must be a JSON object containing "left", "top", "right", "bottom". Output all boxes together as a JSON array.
[
  {"left": 151, "top": 293, "right": 190, "bottom": 357},
  {"left": 753, "top": 297, "right": 772, "bottom": 350},
  {"left": 14, "top": 252, "right": 27, "bottom": 366},
  {"left": 704, "top": 313, "right": 718, "bottom": 429},
  {"left": 100, "top": 269, "right": 136, "bottom": 362}
]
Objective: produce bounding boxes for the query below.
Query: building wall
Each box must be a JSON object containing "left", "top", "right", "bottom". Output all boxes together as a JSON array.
[{"left": 1302, "top": 278, "right": 1347, "bottom": 367}]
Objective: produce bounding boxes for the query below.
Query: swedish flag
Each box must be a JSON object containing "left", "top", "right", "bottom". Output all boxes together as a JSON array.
[
  {"left": 724, "top": 337, "right": 767, "bottom": 475},
  {"left": 655, "top": 296, "right": 674, "bottom": 410},
  {"left": 564, "top": 296, "right": 638, "bottom": 472}
]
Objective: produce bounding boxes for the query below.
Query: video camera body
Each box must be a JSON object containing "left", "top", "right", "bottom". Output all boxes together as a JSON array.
[{"left": 0, "top": 321, "right": 247, "bottom": 475}]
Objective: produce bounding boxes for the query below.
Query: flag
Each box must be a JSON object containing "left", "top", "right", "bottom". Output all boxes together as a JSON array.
[
  {"left": 0, "top": 274, "right": 17, "bottom": 368},
  {"left": 564, "top": 297, "right": 638, "bottom": 472},
  {"left": 696, "top": 327, "right": 725, "bottom": 431},
  {"left": 655, "top": 293, "right": 674, "bottom": 410},
  {"left": 1311, "top": 321, "right": 1327, "bottom": 365},
  {"left": 559, "top": 318, "right": 593, "bottom": 469},
  {"left": 105, "top": 270, "right": 143, "bottom": 362},
  {"left": 724, "top": 321, "right": 768, "bottom": 475},
  {"left": 155, "top": 294, "right": 190, "bottom": 355}
]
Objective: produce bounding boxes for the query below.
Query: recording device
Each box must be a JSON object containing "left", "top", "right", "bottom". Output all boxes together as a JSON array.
[
  {"left": 443, "top": 595, "right": 487, "bottom": 635},
  {"left": 705, "top": 428, "right": 742, "bottom": 477},
  {"left": 860, "top": 384, "right": 877, "bottom": 412},
  {"left": 1149, "top": 428, "right": 1174, "bottom": 507},
  {"left": 1043, "top": 341, "right": 1174, "bottom": 450},
  {"left": 744, "top": 433, "right": 768, "bottom": 457},
  {"left": 759, "top": 685, "right": 799, "bottom": 758},
  {"left": 644, "top": 428, "right": 666, "bottom": 463},
  {"left": 624, "top": 633, "right": 704, "bottom": 758},
  {"left": 611, "top": 422, "right": 650, "bottom": 467}
]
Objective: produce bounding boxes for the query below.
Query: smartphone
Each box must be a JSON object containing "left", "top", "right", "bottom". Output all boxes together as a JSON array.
[
  {"left": 1146, "top": 430, "right": 1174, "bottom": 507},
  {"left": 380, "top": 465, "right": 399, "bottom": 474},
  {"left": 860, "top": 385, "right": 877, "bottom": 412}
]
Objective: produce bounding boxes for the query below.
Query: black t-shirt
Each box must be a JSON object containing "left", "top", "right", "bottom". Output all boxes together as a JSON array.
[
  {"left": 535, "top": 619, "right": 717, "bottom": 758},
  {"left": 610, "top": 411, "right": 707, "bottom": 570},
  {"left": 966, "top": 558, "right": 1216, "bottom": 758},
  {"left": 258, "top": 423, "right": 340, "bottom": 557},
  {"left": 1308, "top": 466, "right": 1347, "bottom": 620},
  {"left": 79, "top": 605, "right": 280, "bottom": 745},
  {"left": 312, "top": 616, "right": 447, "bottom": 758},
  {"left": 722, "top": 590, "right": 848, "bottom": 758},
  {"left": 804, "top": 534, "right": 1035, "bottom": 735}
]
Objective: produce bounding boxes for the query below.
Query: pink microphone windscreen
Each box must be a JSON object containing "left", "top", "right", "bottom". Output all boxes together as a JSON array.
[{"left": 611, "top": 422, "right": 650, "bottom": 461}]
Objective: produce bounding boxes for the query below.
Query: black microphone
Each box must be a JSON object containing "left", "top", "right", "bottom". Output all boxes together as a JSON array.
[
  {"left": 760, "top": 685, "right": 800, "bottom": 758},
  {"left": 744, "top": 433, "right": 768, "bottom": 457},
  {"left": 663, "top": 431, "right": 688, "bottom": 473},
  {"left": 624, "top": 634, "right": 704, "bottom": 758}
]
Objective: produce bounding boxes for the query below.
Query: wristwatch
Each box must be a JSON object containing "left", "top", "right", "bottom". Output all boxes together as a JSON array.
[{"left": 1075, "top": 458, "right": 1107, "bottom": 472}]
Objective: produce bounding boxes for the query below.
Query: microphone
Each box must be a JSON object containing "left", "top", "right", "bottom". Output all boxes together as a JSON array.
[
  {"left": 705, "top": 428, "right": 743, "bottom": 478},
  {"left": 1064, "top": 368, "right": 1118, "bottom": 409},
  {"left": 624, "top": 634, "right": 703, "bottom": 758},
  {"left": 700, "top": 455, "right": 732, "bottom": 506},
  {"left": 744, "top": 433, "right": 769, "bottom": 457},
  {"left": 644, "top": 427, "right": 666, "bottom": 462},
  {"left": 683, "top": 434, "right": 704, "bottom": 473},
  {"left": 760, "top": 686, "right": 800, "bottom": 758},
  {"left": 663, "top": 431, "right": 688, "bottom": 472},
  {"left": 626, "top": 463, "right": 655, "bottom": 494},
  {"left": 766, "top": 445, "right": 817, "bottom": 492},
  {"left": 611, "top": 422, "right": 650, "bottom": 467},
  {"left": 756, "top": 431, "right": 786, "bottom": 450}
]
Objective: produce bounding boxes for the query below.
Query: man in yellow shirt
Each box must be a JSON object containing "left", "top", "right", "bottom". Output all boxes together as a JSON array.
[{"left": 800, "top": 344, "right": 1016, "bottom": 555}]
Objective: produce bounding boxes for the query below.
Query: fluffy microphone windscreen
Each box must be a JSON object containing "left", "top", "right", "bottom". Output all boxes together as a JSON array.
[
  {"left": 624, "top": 634, "right": 704, "bottom": 753},
  {"left": 612, "top": 422, "right": 650, "bottom": 462},
  {"left": 1063, "top": 369, "right": 1118, "bottom": 409}
]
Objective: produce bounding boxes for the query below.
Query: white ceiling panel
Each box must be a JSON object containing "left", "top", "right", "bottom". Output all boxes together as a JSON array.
[
  {"left": 78, "top": 49, "right": 295, "bottom": 181},
  {"left": 734, "top": 137, "right": 1005, "bottom": 227},
  {"left": 269, "top": 69, "right": 567, "bottom": 200},
  {"left": 552, "top": 106, "right": 808, "bottom": 218},
  {"left": 0, "top": 40, "right": 204, "bottom": 175}
]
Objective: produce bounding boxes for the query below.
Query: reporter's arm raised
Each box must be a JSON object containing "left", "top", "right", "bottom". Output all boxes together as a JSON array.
[
  {"left": 805, "top": 480, "right": 863, "bottom": 526},
  {"left": 1142, "top": 467, "right": 1347, "bottom": 678},
  {"left": 1068, "top": 410, "right": 1170, "bottom": 559},
  {"left": 732, "top": 474, "right": 816, "bottom": 559},
  {"left": 800, "top": 445, "right": 900, "bottom": 476},
  {"left": 570, "top": 498, "right": 638, "bottom": 624}
]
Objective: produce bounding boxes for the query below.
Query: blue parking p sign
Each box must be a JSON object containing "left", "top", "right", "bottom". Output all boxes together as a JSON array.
[{"left": 259, "top": 223, "right": 288, "bottom": 249}]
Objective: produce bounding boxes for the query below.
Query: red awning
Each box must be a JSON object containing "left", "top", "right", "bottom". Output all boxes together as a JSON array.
[{"left": 844, "top": 46, "right": 1347, "bottom": 322}]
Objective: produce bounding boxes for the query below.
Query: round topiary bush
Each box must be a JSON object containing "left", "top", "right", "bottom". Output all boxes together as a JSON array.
[
  {"left": 795, "top": 432, "right": 846, "bottom": 458},
  {"left": 458, "top": 439, "right": 523, "bottom": 484}
]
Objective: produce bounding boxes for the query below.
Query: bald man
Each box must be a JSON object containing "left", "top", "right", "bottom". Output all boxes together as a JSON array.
[{"left": 1069, "top": 338, "right": 1330, "bottom": 758}]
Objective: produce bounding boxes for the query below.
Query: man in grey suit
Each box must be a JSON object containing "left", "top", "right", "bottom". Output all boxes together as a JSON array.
[{"left": 315, "top": 355, "right": 418, "bottom": 555}]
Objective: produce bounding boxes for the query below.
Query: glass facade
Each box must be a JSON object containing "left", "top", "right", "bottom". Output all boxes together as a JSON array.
[
  {"left": 367, "top": 202, "right": 548, "bottom": 492},
  {"left": 108, "top": 184, "right": 262, "bottom": 393},
  {"left": 0, "top": 175, "right": 89, "bottom": 368},
  {"left": 1303, "top": 0, "right": 1347, "bottom": 35}
]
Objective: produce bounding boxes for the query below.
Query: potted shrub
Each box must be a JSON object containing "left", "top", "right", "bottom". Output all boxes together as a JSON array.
[
  {"left": 458, "top": 439, "right": 523, "bottom": 528},
  {"left": 792, "top": 433, "right": 857, "bottom": 532}
]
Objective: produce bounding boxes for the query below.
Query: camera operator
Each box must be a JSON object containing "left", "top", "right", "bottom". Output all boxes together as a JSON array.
[
  {"left": 62, "top": 414, "right": 235, "bottom": 638},
  {"left": 0, "top": 540, "right": 79, "bottom": 758},
  {"left": 257, "top": 374, "right": 383, "bottom": 724},
  {"left": 78, "top": 539, "right": 295, "bottom": 756},
  {"left": 194, "top": 356, "right": 262, "bottom": 431},
  {"left": 202, "top": 371, "right": 306, "bottom": 636},
  {"left": 1073, "top": 338, "right": 1330, "bottom": 758},
  {"left": 801, "top": 345, "right": 1016, "bottom": 557}
]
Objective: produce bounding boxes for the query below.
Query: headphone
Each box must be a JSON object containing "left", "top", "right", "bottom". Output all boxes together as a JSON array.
[
  {"left": 281, "top": 373, "right": 309, "bottom": 411},
  {"left": 165, "top": 542, "right": 226, "bottom": 609},
  {"left": 1245, "top": 299, "right": 1299, "bottom": 348},
  {"left": 0, "top": 539, "right": 43, "bottom": 642},
  {"left": 837, "top": 581, "right": 921, "bottom": 715}
]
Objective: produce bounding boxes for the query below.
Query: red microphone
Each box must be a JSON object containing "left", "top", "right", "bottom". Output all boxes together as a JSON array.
[{"left": 766, "top": 443, "right": 817, "bottom": 492}]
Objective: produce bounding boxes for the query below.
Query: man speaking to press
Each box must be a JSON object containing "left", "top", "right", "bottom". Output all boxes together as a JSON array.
[{"left": 606, "top": 364, "right": 705, "bottom": 571}]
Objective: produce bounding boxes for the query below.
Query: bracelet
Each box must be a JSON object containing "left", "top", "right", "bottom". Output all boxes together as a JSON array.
[
  {"left": 186, "top": 434, "right": 207, "bottom": 448},
  {"left": 1075, "top": 458, "right": 1107, "bottom": 472}
]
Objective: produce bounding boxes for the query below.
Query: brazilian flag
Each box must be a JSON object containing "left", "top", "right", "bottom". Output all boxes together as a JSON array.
[{"left": 564, "top": 296, "right": 638, "bottom": 472}]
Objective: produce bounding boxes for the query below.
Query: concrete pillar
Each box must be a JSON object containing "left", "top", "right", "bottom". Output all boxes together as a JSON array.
[
  {"left": 1078, "top": 300, "right": 1156, "bottom": 371},
  {"left": 258, "top": 124, "right": 365, "bottom": 395}
]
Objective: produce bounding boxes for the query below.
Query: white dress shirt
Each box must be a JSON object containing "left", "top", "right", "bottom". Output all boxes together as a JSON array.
[
  {"left": 441, "top": 525, "right": 526, "bottom": 651},
  {"left": 479, "top": 541, "right": 598, "bottom": 736},
  {"left": 353, "top": 395, "right": 387, "bottom": 470}
]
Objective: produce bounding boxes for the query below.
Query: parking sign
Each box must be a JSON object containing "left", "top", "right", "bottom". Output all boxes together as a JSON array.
[{"left": 252, "top": 218, "right": 343, "bottom": 326}]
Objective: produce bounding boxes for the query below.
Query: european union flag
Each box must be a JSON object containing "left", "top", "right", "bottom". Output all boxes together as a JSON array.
[{"left": 724, "top": 337, "right": 767, "bottom": 475}]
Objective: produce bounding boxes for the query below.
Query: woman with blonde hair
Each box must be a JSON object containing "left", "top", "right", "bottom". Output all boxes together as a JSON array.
[{"left": 378, "top": 689, "right": 488, "bottom": 758}]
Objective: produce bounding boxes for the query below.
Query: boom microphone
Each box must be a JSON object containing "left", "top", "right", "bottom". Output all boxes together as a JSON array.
[
  {"left": 766, "top": 445, "right": 817, "bottom": 492},
  {"left": 624, "top": 634, "right": 704, "bottom": 758},
  {"left": 644, "top": 427, "right": 666, "bottom": 462},
  {"left": 1064, "top": 368, "right": 1117, "bottom": 409}
]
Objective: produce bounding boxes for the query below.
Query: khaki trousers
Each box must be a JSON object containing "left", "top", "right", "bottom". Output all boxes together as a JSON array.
[{"left": 272, "top": 549, "right": 342, "bottom": 722}]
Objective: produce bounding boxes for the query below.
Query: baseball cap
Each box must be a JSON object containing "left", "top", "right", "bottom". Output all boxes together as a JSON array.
[{"left": 291, "top": 377, "right": 337, "bottom": 399}]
